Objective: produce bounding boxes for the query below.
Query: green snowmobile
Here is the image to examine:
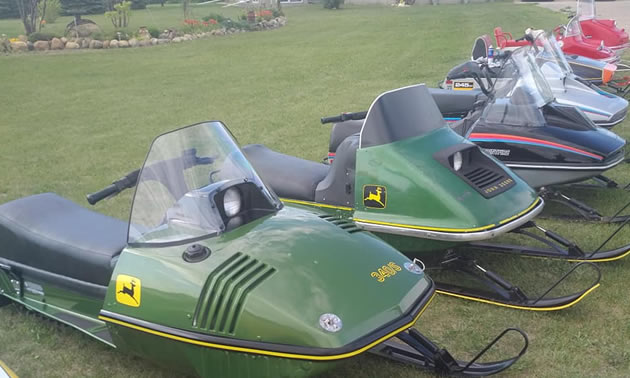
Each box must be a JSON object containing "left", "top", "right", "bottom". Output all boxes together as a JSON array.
[
  {"left": 243, "top": 84, "right": 601, "bottom": 311},
  {"left": 0, "top": 121, "right": 529, "bottom": 377}
]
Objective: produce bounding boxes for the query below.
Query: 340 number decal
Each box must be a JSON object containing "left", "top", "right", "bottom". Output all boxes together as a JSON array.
[{"left": 371, "top": 262, "right": 402, "bottom": 283}]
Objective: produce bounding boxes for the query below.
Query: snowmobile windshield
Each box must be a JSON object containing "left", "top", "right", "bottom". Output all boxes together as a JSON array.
[
  {"left": 534, "top": 32, "right": 573, "bottom": 77},
  {"left": 479, "top": 47, "right": 553, "bottom": 127},
  {"left": 360, "top": 84, "right": 446, "bottom": 148},
  {"left": 566, "top": 16, "right": 584, "bottom": 39},
  {"left": 128, "top": 122, "right": 280, "bottom": 245},
  {"left": 577, "top": 0, "right": 595, "bottom": 21}
]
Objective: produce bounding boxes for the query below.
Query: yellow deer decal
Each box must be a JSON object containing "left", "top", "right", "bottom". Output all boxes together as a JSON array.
[{"left": 364, "top": 186, "right": 386, "bottom": 208}]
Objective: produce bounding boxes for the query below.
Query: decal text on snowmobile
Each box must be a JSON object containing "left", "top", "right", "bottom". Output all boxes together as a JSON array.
[{"left": 370, "top": 262, "right": 402, "bottom": 282}]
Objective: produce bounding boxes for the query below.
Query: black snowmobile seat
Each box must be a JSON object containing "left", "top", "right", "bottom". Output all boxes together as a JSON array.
[
  {"left": 429, "top": 88, "right": 484, "bottom": 115},
  {"left": 0, "top": 193, "right": 127, "bottom": 286},
  {"left": 243, "top": 144, "right": 329, "bottom": 202}
]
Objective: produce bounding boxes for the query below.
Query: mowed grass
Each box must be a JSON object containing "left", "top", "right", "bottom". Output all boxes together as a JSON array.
[{"left": 1, "top": 3, "right": 630, "bottom": 377}]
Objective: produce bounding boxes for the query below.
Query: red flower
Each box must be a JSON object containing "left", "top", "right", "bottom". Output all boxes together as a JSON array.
[{"left": 209, "top": 19, "right": 218, "bottom": 25}]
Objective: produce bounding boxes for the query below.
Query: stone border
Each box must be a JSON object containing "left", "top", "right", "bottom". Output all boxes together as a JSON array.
[{"left": 4, "top": 16, "right": 287, "bottom": 53}]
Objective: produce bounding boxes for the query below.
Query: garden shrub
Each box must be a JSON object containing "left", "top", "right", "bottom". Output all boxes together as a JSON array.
[
  {"left": 28, "top": 31, "right": 61, "bottom": 42},
  {"left": 202, "top": 12, "right": 226, "bottom": 23},
  {"left": 323, "top": 0, "right": 343, "bottom": 9},
  {"left": 148, "top": 27, "right": 160, "bottom": 38},
  {"left": 272, "top": 8, "right": 283, "bottom": 18}
]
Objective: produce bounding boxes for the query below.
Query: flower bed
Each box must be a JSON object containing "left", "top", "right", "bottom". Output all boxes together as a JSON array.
[{"left": 0, "top": 15, "right": 287, "bottom": 54}]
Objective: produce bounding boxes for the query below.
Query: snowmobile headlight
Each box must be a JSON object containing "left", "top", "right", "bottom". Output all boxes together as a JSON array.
[
  {"left": 319, "top": 313, "right": 343, "bottom": 333},
  {"left": 453, "top": 151, "right": 463, "bottom": 171},
  {"left": 223, "top": 187, "right": 242, "bottom": 217}
]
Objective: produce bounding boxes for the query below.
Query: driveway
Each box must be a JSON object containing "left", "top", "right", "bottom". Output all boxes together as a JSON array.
[{"left": 534, "top": 0, "right": 630, "bottom": 30}]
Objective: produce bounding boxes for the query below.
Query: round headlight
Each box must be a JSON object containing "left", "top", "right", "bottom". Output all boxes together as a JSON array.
[
  {"left": 453, "top": 151, "right": 463, "bottom": 171},
  {"left": 223, "top": 187, "right": 241, "bottom": 217}
]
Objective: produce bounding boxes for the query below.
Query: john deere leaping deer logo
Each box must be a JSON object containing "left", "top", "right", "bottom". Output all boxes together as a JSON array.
[
  {"left": 115, "top": 275, "right": 141, "bottom": 307},
  {"left": 363, "top": 185, "right": 387, "bottom": 209}
]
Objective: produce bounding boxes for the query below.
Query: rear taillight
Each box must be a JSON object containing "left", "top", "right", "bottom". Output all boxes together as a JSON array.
[{"left": 602, "top": 63, "right": 617, "bottom": 83}]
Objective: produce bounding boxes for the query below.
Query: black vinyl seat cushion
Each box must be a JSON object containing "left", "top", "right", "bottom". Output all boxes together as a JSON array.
[
  {"left": 243, "top": 144, "right": 329, "bottom": 202},
  {"left": 0, "top": 193, "right": 127, "bottom": 286}
]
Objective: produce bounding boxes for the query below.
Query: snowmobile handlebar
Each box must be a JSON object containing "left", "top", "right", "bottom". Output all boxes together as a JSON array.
[
  {"left": 321, "top": 111, "right": 368, "bottom": 124},
  {"left": 86, "top": 148, "right": 215, "bottom": 205},
  {"left": 87, "top": 169, "right": 141, "bottom": 205}
]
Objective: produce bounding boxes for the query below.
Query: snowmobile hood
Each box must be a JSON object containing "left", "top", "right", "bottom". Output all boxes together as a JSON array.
[
  {"left": 539, "top": 65, "right": 628, "bottom": 127},
  {"left": 101, "top": 206, "right": 434, "bottom": 359},
  {"left": 353, "top": 126, "right": 542, "bottom": 242}
]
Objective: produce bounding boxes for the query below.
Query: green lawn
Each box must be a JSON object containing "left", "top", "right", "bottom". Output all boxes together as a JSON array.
[{"left": 1, "top": 2, "right": 630, "bottom": 377}]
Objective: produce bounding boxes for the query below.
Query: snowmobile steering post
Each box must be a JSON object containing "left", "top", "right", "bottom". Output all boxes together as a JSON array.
[{"left": 371, "top": 327, "right": 528, "bottom": 375}]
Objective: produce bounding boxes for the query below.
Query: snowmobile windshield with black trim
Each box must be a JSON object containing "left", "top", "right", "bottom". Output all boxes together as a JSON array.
[
  {"left": 480, "top": 47, "right": 554, "bottom": 127},
  {"left": 128, "top": 121, "right": 280, "bottom": 245},
  {"left": 534, "top": 32, "right": 573, "bottom": 78},
  {"left": 360, "top": 84, "right": 447, "bottom": 148}
]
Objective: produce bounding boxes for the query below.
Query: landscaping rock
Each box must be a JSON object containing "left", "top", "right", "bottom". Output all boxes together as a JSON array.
[
  {"left": 68, "top": 23, "right": 103, "bottom": 38},
  {"left": 10, "top": 41, "right": 27, "bottom": 52},
  {"left": 183, "top": 34, "right": 192, "bottom": 41},
  {"left": 159, "top": 30, "right": 175, "bottom": 39},
  {"left": 103, "top": 40, "right": 110, "bottom": 48},
  {"left": 137, "top": 27, "right": 151, "bottom": 40},
  {"left": 17, "top": 35, "right": 27, "bottom": 42},
  {"left": 27, "top": 41, "right": 34, "bottom": 50},
  {"left": 61, "top": 37, "right": 68, "bottom": 44},
  {"left": 119, "top": 40, "right": 129, "bottom": 48},
  {"left": 110, "top": 39, "right": 119, "bottom": 48},
  {"left": 89, "top": 40, "right": 103, "bottom": 49},
  {"left": 33, "top": 40, "right": 49, "bottom": 51},
  {"left": 172, "top": 37, "right": 182, "bottom": 43},
  {"left": 128, "top": 38, "right": 138, "bottom": 47},
  {"left": 81, "top": 39, "right": 90, "bottom": 49},
  {"left": 150, "top": 38, "right": 158, "bottom": 45},
  {"left": 157, "top": 38, "right": 169, "bottom": 44},
  {"left": 65, "top": 41, "right": 80, "bottom": 49},
  {"left": 138, "top": 40, "right": 151, "bottom": 47},
  {"left": 51, "top": 38, "right": 64, "bottom": 50}
]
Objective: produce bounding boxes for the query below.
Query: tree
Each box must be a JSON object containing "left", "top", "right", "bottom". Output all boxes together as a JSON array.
[
  {"left": 60, "top": 0, "right": 104, "bottom": 23},
  {"left": 0, "top": 0, "right": 19, "bottom": 19},
  {"left": 15, "top": 0, "right": 40, "bottom": 34},
  {"left": 130, "top": 0, "right": 144, "bottom": 9}
]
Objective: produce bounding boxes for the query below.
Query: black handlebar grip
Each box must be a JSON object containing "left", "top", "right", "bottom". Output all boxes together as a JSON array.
[
  {"left": 321, "top": 115, "right": 343, "bottom": 124},
  {"left": 86, "top": 184, "right": 118, "bottom": 205},
  {"left": 347, "top": 111, "right": 368, "bottom": 121},
  {"left": 321, "top": 111, "right": 368, "bottom": 124}
]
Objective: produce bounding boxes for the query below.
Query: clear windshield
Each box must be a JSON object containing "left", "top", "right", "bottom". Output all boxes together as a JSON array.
[
  {"left": 480, "top": 47, "right": 554, "bottom": 127},
  {"left": 128, "top": 122, "right": 280, "bottom": 245},
  {"left": 534, "top": 32, "right": 573, "bottom": 77},
  {"left": 577, "top": 0, "right": 595, "bottom": 20},
  {"left": 360, "top": 84, "right": 446, "bottom": 148},
  {"left": 566, "top": 16, "right": 584, "bottom": 39}
]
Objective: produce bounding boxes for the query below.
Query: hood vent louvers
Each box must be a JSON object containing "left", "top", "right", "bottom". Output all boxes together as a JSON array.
[
  {"left": 464, "top": 167, "right": 503, "bottom": 188},
  {"left": 318, "top": 214, "right": 363, "bottom": 233},
  {"left": 193, "top": 252, "right": 276, "bottom": 335}
]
